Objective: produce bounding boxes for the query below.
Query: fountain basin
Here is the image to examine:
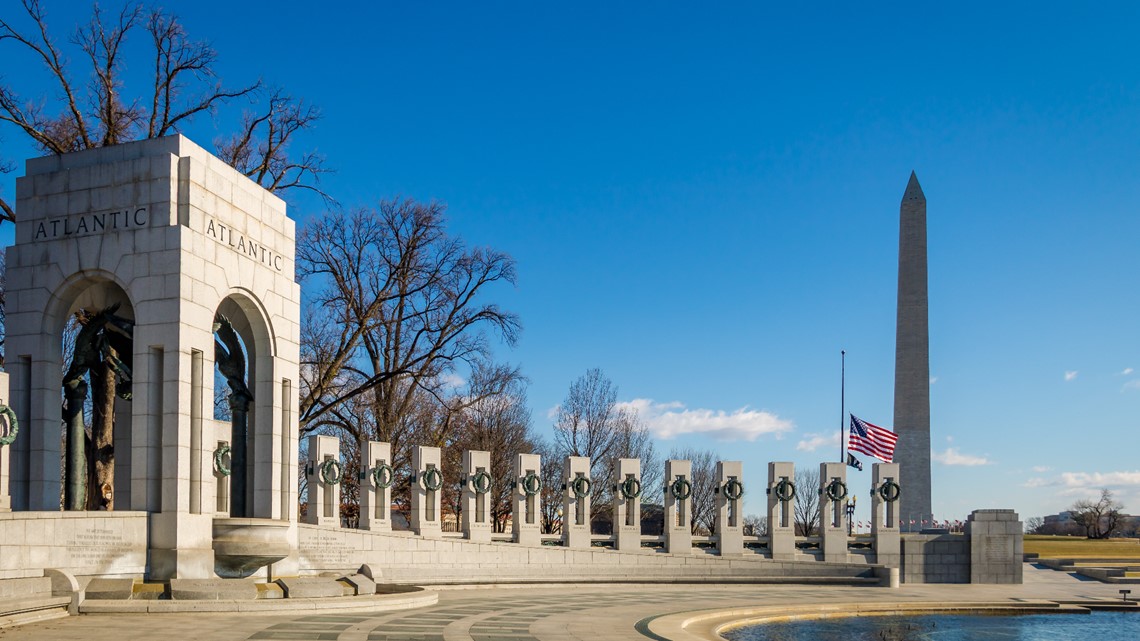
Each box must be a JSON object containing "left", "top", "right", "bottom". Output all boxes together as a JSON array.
[{"left": 213, "top": 517, "right": 291, "bottom": 578}]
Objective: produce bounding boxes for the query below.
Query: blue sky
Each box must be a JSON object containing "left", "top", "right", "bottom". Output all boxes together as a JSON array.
[{"left": 2, "top": 1, "right": 1139, "bottom": 526}]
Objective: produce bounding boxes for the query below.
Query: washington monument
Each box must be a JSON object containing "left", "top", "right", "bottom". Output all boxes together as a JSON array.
[{"left": 894, "top": 172, "right": 933, "bottom": 530}]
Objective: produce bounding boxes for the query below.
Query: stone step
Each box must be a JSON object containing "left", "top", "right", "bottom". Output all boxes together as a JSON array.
[
  {"left": 275, "top": 577, "right": 346, "bottom": 598},
  {"left": 0, "top": 596, "right": 72, "bottom": 629},
  {"left": 80, "top": 588, "right": 437, "bottom": 614},
  {"left": 169, "top": 578, "right": 258, "bottom": 601},
  {"left": 83, "top": 578, "right": 134, "bottom": 600},
  {"left": 390, "top": 575, "right": 882, "bottom": 586}
]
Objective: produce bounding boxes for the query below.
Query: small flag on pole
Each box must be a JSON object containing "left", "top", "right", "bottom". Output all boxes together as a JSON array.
[
  {"left": 846, "top": 452, "right": 863, "bottom": 471},
  {"left": 849, "top": 415, "right": 899, "bottom": 463}
]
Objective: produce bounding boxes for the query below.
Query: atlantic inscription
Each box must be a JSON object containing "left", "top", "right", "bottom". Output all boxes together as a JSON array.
[
  {"left": 205, "top": 217, "right": 285, "bottom": 272},
  {"left": 33, "top": 207, "right": 148, "bottom": 240}
]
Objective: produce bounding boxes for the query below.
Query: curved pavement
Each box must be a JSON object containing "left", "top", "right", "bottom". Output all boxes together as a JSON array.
[{"left": 0, "top": 566, "right": 1130, "bottom": 641}]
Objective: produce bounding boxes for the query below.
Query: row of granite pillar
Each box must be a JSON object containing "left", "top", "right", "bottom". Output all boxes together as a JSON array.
[{"left": 302, "top": 435, "right": 902, "bottom": 562}]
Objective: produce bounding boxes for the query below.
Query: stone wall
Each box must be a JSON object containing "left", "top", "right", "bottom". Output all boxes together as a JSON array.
[
  {"left": 900, "top": 533, "right": 970, "bottom": 584},
  {"left": 297, "top": 524, "right": 879, "bottom": 584},
  {"left": 0, "top": 512, "right": 147, "bottom": 579}
]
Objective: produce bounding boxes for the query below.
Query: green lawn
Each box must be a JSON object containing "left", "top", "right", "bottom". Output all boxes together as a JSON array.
[{"left": 1024, "top": 535, "right": 1140, "bottom": 559}]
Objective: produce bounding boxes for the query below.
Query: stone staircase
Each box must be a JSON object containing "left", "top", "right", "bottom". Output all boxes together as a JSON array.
[{"left": 0, "top": 575, "right": 74, "bottom": 628}]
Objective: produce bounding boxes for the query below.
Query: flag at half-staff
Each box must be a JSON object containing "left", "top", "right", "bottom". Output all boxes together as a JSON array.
[
  {"left": 846, "top": 452, "right": 863, "bottom": 471},
  {"left": 849, "top": 414, "right": 898, "bottom": 463}
]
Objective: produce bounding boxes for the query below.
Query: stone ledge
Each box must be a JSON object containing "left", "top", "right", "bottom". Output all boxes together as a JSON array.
[
  {"left": 0, "top": 595, "right": 72, "bottom": 629},
  {"left": 79, "top": 589, "right": 437, "bottom": 614}
]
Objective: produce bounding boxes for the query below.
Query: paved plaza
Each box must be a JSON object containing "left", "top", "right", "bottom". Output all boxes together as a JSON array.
[{"left": 0, "top": 566, "right": 1130, "bottom": 641}]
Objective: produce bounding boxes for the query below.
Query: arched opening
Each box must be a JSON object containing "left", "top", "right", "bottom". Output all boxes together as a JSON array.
[
  {"left": 57, "top": 278, "right": 135, "bottom": 511},
  {"left": 212, "top": 293, "right": 276, "bottom": 518}
]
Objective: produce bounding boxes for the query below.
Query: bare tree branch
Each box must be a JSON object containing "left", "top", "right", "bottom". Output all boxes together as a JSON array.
[
  {"left": 297, "top": 199, "right": 519, "bottom": 433},
  {"left": 215, "top": 88, "right": 330, "bottom": 200},
  {"left": 0, "top": 1, "right": 325, "bottom": 224}
]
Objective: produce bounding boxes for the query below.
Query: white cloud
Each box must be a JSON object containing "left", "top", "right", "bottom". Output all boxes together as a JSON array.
[
  {"left": 932, "top": 447, "right": 990, "bottom": 466},
  {"left": 1026, "top": 470, "right": 1140, "bottom": 499},
  {"left": 545, "top": 405, "right": 560, "bottom": 420},
  {"left": 1123, "top": 380, "right": 1140, "bottom": 392},
  {"left": 929, "top": 376, "right": 938, "bottom": 384},
  {"left": 1031, "top": 465, "right": 1053, "bottom": 473},
  {"left": 1064, "top": 370, "right": 1078, "bottom": 382},
  {"left": 618, "top": 398, "right": 793, "bottom": 442},
  {"left": 1121, "top": 368, "right": 1134, "bottom": 376},
  {"left": 437, "top": 372, "right": 466, "bottom": 389},
  {"left": 1059, "top": 471, "right": 1140, "bottom": 488},
  {"left": 796, "top": 432, "right": 838, "bottom": 452}
]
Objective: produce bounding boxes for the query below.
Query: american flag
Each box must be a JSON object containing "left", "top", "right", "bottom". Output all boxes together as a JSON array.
[{"left": 848, "top": 415, "right": 899, "bottom": 463}]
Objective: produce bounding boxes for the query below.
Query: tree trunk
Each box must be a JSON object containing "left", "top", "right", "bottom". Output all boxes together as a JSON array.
[{"left": 86, "top": 363, "right": 116, "bottom": 510}]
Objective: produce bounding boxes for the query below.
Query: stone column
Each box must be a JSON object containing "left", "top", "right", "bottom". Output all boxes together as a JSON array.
[
  {"left": 562, "top": 456, "right": 591, "bottom": 549},
  {"left": 304, "top": 434, "right": 341, "bottom": 526},
  {"left": 967, "top": 509, "right": 1023, "bottom": 584},
  {"left": 512, "top": 453, "right": 542, "bottom": 546},
  {"left": 462, "top": 449, "right": 492, "bottom": 542},
  {"left": 0, "top": 372, "right": 11, "bottom": 512},
  {"left": 715, "top": 460, "right": 744, "bottom": 556},
  {"left": 664, "top": 459, "right": 693, "bottom": 554},
  {"left": 819, "top": 462, "right": 848, "bottom": 563},
  {"left": 612, "top": 457, "right": 641, "bottom": 552},
  {"left": 893, "top": 172, "right": 933, "bottom": 529},
  {"left": 411, "top": 445, "right": 442, "bottom": 538},
  {"left": 358, "top": 440, "right": 392, "bottom": 532},
  {"left": 766, "top": 462, "right": 795, "bottom": 561},
  {"left": 871, "top": 463, "right": 901, "bottom": 567}
]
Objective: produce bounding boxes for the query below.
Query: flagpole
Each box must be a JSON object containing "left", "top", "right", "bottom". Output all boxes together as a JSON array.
[{"left": 840, "top": 349, "right": 846, "bottom": 463}]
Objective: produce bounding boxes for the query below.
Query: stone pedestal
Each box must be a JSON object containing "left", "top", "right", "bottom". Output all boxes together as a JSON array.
[
  {"left": 411, "top": 445, "right": 442, "bottom": 538},
  {"left": 358, "top": 441, "right": 392, "bottom": 532},
  {"left": 462, "top": 449, "right": 492, "bottom": 542},
  {"left": 819, "top": 462, "right": 848, "bottom": 563},
  {"left": 512, "top": 453, "right": 542, "bottom": 546},
  {"left": 612, "top": 458, "right": 641, "bottom": 552},
  {"left": 967, "top": 509, "right": 1023, "bottom": 584},
  {"left": 715, "top": 460, "right": 744, "bottom": 556},
  {"left": 0, "top": 372, "right": 11, "bottom": 512},
  {"left": 148, "top": 512, "right": 215, "bottom": 579},
  {"left": 871, "top": 463, "right": 901, "bottom": 567},
  {"left": 766, "top": 462, "right": 795, "bottom": 560},
  {"left": 562, "top": 456, "right": 591, "bottom": 549},
  {"left": 664, "top": 459, "right": 692, "bottom": 555},
  {"left": 304, "top": 435, "right": 340, "bottom": 527}
]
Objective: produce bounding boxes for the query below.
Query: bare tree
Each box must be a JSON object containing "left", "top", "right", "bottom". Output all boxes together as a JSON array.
[
  {"left": 297, "top": 199, "right": 520, "bottom": 441},
  {"left": 1024, "top": 516, "right": 1044, "bottom": 535},
  {"left": 0, "top": 0, "right": 326, "bottom": 223},
  {"left": 0, "top": 252, "right": 6, "bottom": 362},
  {"left": 215, "top": 88, "right": 329, "bottom": 198},
  {"left": 550, "top": 368, "right": 664, "bottom": 533},
  {"left": 743, "top": 514, "right": 766, "bottom": 537},
  {"left": 294, "top": 200, "right": 520, "bottom": 519},
  {"left": 441, "top": 370, "right": 536, "bottom": 533},
  {"left": 552, "top": 368, "right": 627, "bottom": 471},
  {"left": 794, "top": 467, "right": 821, "bottom": 537},
  {"left": 596, "top": 412, "right": 662, "bottom": 512},
  {"left": 0, "top": 139, "right": 12, "bottom": 224},
  {"left": 536, "top": 438, "right": 563, "bottom": 534},
  {"left": 1071, "top": 489, "right": 1124, "bottom": 539}
]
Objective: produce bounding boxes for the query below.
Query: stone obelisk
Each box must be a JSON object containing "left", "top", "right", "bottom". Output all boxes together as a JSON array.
[{"left": 893, "top": 172, "right": 932, "bottom": 531}]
